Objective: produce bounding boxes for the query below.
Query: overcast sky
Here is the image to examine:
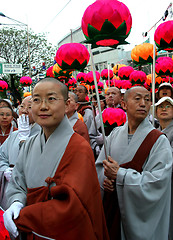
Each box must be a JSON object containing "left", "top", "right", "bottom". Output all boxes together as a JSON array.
[{"left": 0, "top": 0, "right": 172, "bottom": 50}]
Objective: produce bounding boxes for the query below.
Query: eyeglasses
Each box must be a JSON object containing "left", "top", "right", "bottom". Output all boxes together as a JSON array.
[
  {"left": 157, "top": 105, "right": 173, "bottom": 109},
  {"left": 32, "top": 97, "right": 65, "bottom": 105}
]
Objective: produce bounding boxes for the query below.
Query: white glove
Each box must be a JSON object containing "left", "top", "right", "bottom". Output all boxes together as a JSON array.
[
  {"left": 17, "top": 114, "right": 31, "bottom": 141},
  {"left": 95, "top": 131, "right": 104, "bottom": 146},
  {"left": 95, "top": 145, "right": 101, "bottom": 156},
  {"left": 3, "top": 202, "right": 24, "bottom": 238},
  {"left": 4, "top": 167, "right": 13, "bottom": 182}
]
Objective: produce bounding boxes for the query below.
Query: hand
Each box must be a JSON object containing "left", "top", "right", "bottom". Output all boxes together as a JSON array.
[
  {"left": 103, "top": 156, "right": 119, "bottom": 180},
  {"left": 3, "top": 202, "right": 24, "bottom": 238},
  {"left": 104, "top": 178, "right": 115, "bottom": 192},
  {"left": 95, "top": 131, "right": 103, "bottom": 145},
  {"left": 17, "top": 114, "right": 30, "bottom": 141},
  {"left": 95, "top": 145, "right": 101, "bottom": 156},
  {"left": 4, "top": 167, "right": 13, "bottom": 182}
]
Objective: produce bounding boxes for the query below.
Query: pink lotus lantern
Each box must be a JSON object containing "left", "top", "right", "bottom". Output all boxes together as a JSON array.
[
  {"left": 82, "top": 0, "right": 132, "bottom": 48},
  {"left": 155, "top": 57, "right": 173, "bottom": 77},
  {"left": 154, "top": 21, "right": 173, "bottom": 52},
  {"left": 55, "top": 43, "right": 90, "bottom": 71},
  {"left": 0, "top": 80, "right": 8, "bottom": 92},
  {"left": 20, "top": 76, "right": 32, "bottom": 86},
  {"left": 85, "top": 71, "right": 100, "bottom": 86},
  {"left": 129, "top": 70, "right": 147, "bottom": 86},
  {"left": 46, "top": 66, "right": 54, "bottom": 77},
  {"left": 93, "top": 81, "right": 104, "bottom": 93},
  {"left": 67, "top": 78, "right": 77, "bottom": 90},
  {"left": 102, "top": 107, "right": 126, "bottom": 135},
  {"left": 76, "top": 72, "right": 87, "bottom": 83},
  {"left": 118, "top": 66, "right": 134, "bottom": 80},
  {"left": 101, "top": 69, "right": 113, "bottom": 80},
  {"left": 162, "top": 76, "right": 173, "bottom": 84},
  {"left": 113, "top": 79, "right": 123, "bottom": 89},
  {"left": 121, "top": 80, "right": 132, "bottom": 89}
]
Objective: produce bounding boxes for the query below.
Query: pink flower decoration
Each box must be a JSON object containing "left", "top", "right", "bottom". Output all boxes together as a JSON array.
[
  {"left": 76, "top": 72, "right": 86, "bottom": 83},
  {"left": 162, "top": 76, "right": 173, "bottom": 84},
  {"left": 0, "top": 80, "right": 8, "bottom": 91},
  {"left": 102, "top": 107, "right": 126, "bottom": 126},
  {"left": 155, "top": 57, "right": 173, "bottom": 77},
  {"left": 56, "top": 43, "right": 90, "bottom": 71},
  {"left": 101, "top": 69, "right": 113, "bottom": 80},
  {"left": 129, "top": 70, "right": 146, "bottom": 86},
  {"left": 46, "top": 66, "right": 54, "bottom": 77},
  {"left": 20, "top": 76, "right": 32, "bottom": 86},
  {"left": 154, "top": 20, "right": 173, "bottom": 51},
  {"left": 118, "top": 66, "right": 134, "bottom": 80},
  {"left": 68, "top": 78, "right": 77, "bottom": 87},
  {"left": 121, "top": 80, "right": 132, "bottom": 89},
  {"left": 85, "top": 71, "right": 100, "bottom": 86}
]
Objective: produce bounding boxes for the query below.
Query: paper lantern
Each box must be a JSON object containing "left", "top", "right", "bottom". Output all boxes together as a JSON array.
[
  {"left": 0, "top": 80, "right": 8, "bottom": 92},
  {"left": 53, "top": 63, "right": 72, "bottom": 82},
  {"left": 67, "top": 78, "right": 77, "bottom": 90},
  {"left": 131, "top": 43, "right": 157, "bottom": 66},
  {"left": 82, "top": 0, "right": 132, "bottom": 48},
  {"left": 85, "top": 71, "right": 100, "bottom": 86},
  {"left": 101, "top": 69, "right": 113, "bottom": 80},
  {"left": 118, "top": 66, "right": 134, "bottom": 80},
  {"left": 129, "top": 70, "right": 147, "bottom": 86},
  {"left": 0, "top": 209, "right": 10, "bottom": 240},
  {"left": 20, "top": 76, "right": 32, "bottom": 86},
  {"left": 145, "top": 74, "right": 162, "bottom": 92},
  {"left": 46, "top": 66, "right": 54, "bottom": 77},
  {"left": 113, "top": 64, "right": 126, "bottom": 75},
  {"left": 155, "top": 57, "right": 173, "bottom": 77},
  {"left": 121, "top": 80, "right": 132, "bottom": 89},
  {"left": 23, "top": 92, "right": 31, "bottom": 98},
  {"left": 76, "top": 72, "right": 86, "bottom": 83},
  {"left": 55, "top": 43, "right": 90, "bottom": 71},
  {"left": 154, "top": 21, "right": 173, "bottom": 52},
  {"left": 102, "top": 107, "right": 126, "bottom": 135},
  {"left": 92, "top": 81, "right": 104, "bottom": 93},
  {"left": 162, "top": 76, "right": 173, "bottom": 84}
]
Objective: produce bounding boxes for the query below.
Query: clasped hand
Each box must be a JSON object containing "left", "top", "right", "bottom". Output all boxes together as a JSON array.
[{"left": 103, "top": 156, "right": 119, "bottom": 192}]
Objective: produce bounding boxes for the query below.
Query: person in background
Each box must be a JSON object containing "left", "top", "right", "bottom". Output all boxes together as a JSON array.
[
  {"left": 105, "top": 87, "right": 122, "bottom": 108},
  {"left": 96, "top": 86, "right": 173, "bottom": 240},
  {"left": 3, "top": 78, "right": 109, "bottom": 240},
  {"left": 0, "top": 99, "right": 18, "bottom": 128},
  {"left": 157, "top": 82, "right": 173, "bottom": 100},
  {"left": 74, "top": 85, "right": 94, "bottom": 130},
  {"left": 153, "top": 96, "right": 173, "bottom": 240},
  {"left": 0, "top": 96, "right": 41, "bottom": 211},
  {"left": 0, "top": 106, "right": 17, "bottom": 146},
  {"left": 66, "top": 92, "right": 90, "bottom": 143}
]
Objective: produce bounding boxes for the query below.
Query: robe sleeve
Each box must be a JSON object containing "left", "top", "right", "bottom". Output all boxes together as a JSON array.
[{"left": 116, "top": 135, "right": 173, "bottom": 239}]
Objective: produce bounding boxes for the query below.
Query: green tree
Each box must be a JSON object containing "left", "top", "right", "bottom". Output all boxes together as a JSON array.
[{"left": 0, "top": 27, "right": 56, "bottom": 104}]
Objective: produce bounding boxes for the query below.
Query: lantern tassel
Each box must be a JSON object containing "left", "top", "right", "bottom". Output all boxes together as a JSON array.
[{"left": 88, "top": 44, "right": 108, "bottom": 160}]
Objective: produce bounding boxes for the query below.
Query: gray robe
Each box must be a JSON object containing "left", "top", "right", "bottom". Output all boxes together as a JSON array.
[
  {"left": 6, "top": 116, "right": 74, "bottom": 207},
  {"left": 96, "top": 117, "right": 173, "bottom": 240},
  {"left": 0, "top": 123, "right": 41, "bottom": 210}
]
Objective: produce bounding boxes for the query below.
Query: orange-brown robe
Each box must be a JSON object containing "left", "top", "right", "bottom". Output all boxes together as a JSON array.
[
  {"left": 73, "top": 119, "right": 90, "bottom": 143},
  {"left": 13, "top": 132, "right": 109, "bottom": 240}
]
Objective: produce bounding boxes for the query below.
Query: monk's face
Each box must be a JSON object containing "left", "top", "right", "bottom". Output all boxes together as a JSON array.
[
  {"left": 19, "top": 96, "right": 34, "bottom": 124},
  {"left": 31, "top": 81, "right": 69, "bottom": 138},
  {"left": 122, "top": 87, "right": 151, "bottom": 123}
]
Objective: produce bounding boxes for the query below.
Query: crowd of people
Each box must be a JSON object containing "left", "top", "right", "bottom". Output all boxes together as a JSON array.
[{"left": 0, "top": 77, "right": 173, "bottom": 240}]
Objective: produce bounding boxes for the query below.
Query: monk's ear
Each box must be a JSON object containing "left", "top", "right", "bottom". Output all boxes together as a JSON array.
[
  {"left": 65, "top": 99, "right": 70, "bottom": 111},
  {"left": 121, "top": 100, "right": 127, "bottom": 111}
]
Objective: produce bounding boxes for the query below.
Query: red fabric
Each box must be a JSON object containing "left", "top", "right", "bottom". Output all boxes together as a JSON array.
[
  {"left": 77, "top": 105, "right": 92, "bottom": 117},
  {"left": 15, "top": 133, "right": 109, "bottom": 240},
  {"left": 0, "top": 209, "right": 11, "bottom": 240},
  {"left": 0, "top": 124, "right": 18, "bottom": 145},
  {"left": 73, "top": 119, "right": 90, "bottom": 143}
]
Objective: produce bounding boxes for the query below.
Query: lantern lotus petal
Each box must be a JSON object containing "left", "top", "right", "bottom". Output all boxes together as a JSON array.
[
  {"left": 56, "top": 43, "right": 90, "bottom": 71},
  {"left": 101, "top": 69, "right": 113, "bottom": 80},
  {"left": 155, "top": 57, "right": 173, "bottom": 76},
  {"left": 0, "top": 80, "right": 8, "bottom": 91},
  {"left": 46, "top": 66, "right": 54, "bottom": 77},
  {"left": 162, "top": 76, "right": 173, "bottom": 84},
  {"left": 82, "top": 0, "right": 132, "bottom": 48},
  {"left": 145, "top": 74, "right": 163, "bottom": 92},
  {"left": 131, "top": 43, "right": 157, "bottom": 66},
  {"left": 102, "top": 107, "right": 126, "bottom": 127},
  {"left": 20, "top": 76, "right": 32, "bottom": 86},
  {"left": 129, "top": 70, "right": 147, "bottom": 86},
  {"left": 121, "top": 80, "right": 132, "bottom": 89},
  {"left": 85, "top": 71, "right": 100, "bottom": 85},
  {"left": 118, "top": 66, "right": 134, "bottom": 80},
  {"left": 113, "top": 64, "right": 126, "bottom": 75},
  {"left": 23, "top": 92, "right": 31, "bottom": 98},
  {"left": 154, "top": 21, "right": 173, "bottom": 52}
]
